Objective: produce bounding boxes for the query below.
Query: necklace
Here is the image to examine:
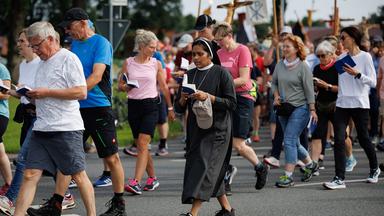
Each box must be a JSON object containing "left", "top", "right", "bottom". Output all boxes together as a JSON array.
[{"left": 192, "top": 67, "right": 212, "bottom": 90}]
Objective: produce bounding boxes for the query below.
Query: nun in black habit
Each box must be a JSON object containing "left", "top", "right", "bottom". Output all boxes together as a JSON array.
[{"left": 175, "top": 38, "right": 237, "bottom": 216}]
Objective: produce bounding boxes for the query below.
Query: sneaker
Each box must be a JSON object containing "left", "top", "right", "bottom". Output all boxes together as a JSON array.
[
  {"left": 224, "top": 165, "right": 238, "bottom": 185},
  {"left": 245, "top": 138, "right": 252, "bottom": 145},
  {"left": 345, "top": 156, "right": 357, "bottom": 172},
  {"left": 179, "top": 213, "right": 193, "bottom": 216},
  {"left": 0, "top": 184, "right": 9, "bottom": 196},
  {"left": 124, "top": 179, "right": 142, "bottom": 195},
  {"left": 318, "top": 159, "right": 325, "bottom": 170},
  {"left": 68, "top": 179, "right": 77, "bottom": 189},
  {"left": 155, "top": 147, "right": 169, "bottom": 156},
  {"left": 323, "top": 176, "right": 346, "bottom": 190},
  {"left": 93, "top": 175, "right": 113, "bottom": 187},
  {"left": 100, "top": 196, "right": 127, "bottom": 216},
  {"left": 62, "top": 194, "right": 76, "bottom": 210},
  {"left": 296, "top": 160, "right": 305, "bottom": 168},
  {"left": 255, "top": 163, "right": 268, "bottom": 190},
  {"left": 123, "top": 145, "right": 138, "bottom": 157},
  {"left": 252, "top": 135, "right": 260, "bottom": 142},
  {"left": 224, "top": 182, "right": 232, "bottom": 196},
  {"left": 380, "top": 163, "right": 384, "bottom": 171},
  {"left": 263, "top": 156, "right": 280, "bottom": 168},
  {"left": 377, "top": 142, "right": 384, "bottom": 151},
  {"left": 27, "top": 197, "right": 62, "bottom": 216},
  {"left": 301, "top": 161, "right": 319, "bottom": 182},
  {"left": 366, "top": 168, "right": 381, "bottom": 183},
  {"left": 215, "top": 208, "right": 235, "bottom": 216},
  {"left": 143, "top": 177, "right": 160, "bottom": 191},
  {"left": 0, "top": 195, "right": 14, "bottom": 216},
  {"left": 275, "top": 175, "right": 294, "bottom": 188}
]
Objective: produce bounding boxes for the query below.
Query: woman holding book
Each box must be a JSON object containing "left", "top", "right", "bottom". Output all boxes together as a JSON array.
[
  {"left": 118, "top": 29, "right": 174, "bottom": 195},
  {"left": 323, "top": 26, "right": 380, "bottom": 189},
  {"left": 271, "top": 35, "right": 318, "bottom": 188},
  {"left": 176, "top": 38, "right": 236, "bottom": 216}
]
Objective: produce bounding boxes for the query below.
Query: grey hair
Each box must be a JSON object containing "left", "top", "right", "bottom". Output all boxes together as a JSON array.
[
  {"left": 133, "top": 29, "right": 158, "bottom": 51},
  {"left": 316, "top": 40, "right": 336, "bottom": 54},
  {"left": 26, "top": 21, "right": 57, "bottom": 40}
]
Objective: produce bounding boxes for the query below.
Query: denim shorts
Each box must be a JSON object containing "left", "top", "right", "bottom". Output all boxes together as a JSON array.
[{"left": 233, "top": 95, "right": 253, "bottom": 139}]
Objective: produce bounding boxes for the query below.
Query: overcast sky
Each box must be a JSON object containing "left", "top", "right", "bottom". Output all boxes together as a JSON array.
[{"left": 181, "top": 0, "right": 383, "bottom": 25}]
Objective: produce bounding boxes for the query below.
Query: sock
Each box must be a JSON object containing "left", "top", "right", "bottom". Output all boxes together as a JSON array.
[
  {"left": 252, "top": 130, "right": 259, "bottom": 136},
  {"left": 285, "top": 171, "right": 293, "bottom": 177},
  {"left": 103, "top": 171, "right": 111, "bottom": 177},
  {"left": 52, "top": 193, "right": 64, "bottom": 204},
  {"left": 114, "top": 192, "right": 124, "bottom": 198},
  {"left": 159, "top": 139, "right": 167, "bottom": 148}
]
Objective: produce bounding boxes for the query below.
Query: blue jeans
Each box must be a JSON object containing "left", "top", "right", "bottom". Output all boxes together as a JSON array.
[
  {"left": 278, "top": 105, "right": 310, "bottom": 164},
  {"left": 5, "top": 118, "right": 35, "bottom": 202}
]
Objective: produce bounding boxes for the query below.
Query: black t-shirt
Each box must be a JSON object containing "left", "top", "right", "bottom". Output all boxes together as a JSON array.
[{"left": 313, "top": 64, "right": 338, "bottom": 102}]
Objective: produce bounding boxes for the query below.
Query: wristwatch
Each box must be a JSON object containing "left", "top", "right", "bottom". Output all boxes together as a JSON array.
[
  {"left": 354, "top": 73, "right": 362, "bottom": 79},
  {"left": 327, "top": 84, "right": 332, "bottom": 91}
]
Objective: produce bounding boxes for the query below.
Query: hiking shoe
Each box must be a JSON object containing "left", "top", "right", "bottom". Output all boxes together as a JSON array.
[
  {"left": 0, "top": 195, "right": 14, "bottom": 216},
  {"left": 255, "top": 163, "right": 268, "bottom": 190},
  {"left": 366, "top": 168, "right": 381, "bottom": 183},
  {"left": 68, "top": 179, "right": 77, "bottom": 189},
  {"left": 124, "top": 179, "right": 142, "bottom": 195},
  {"left": 143, "top": 177, "right": 160, "bottom": 191},
  {"left": 224, "top": 165, "right": 238, "bottom": 185},
  {"left": 100, "top": 196, "right": 127, "bottom": 216},
  {"left": 0, "top": 184, "right": 9, "bottom": 196},
  {"left": 275, "top": 175, "right": 294, "bottom": 188},
  {"left": 318, "top": 159, "right": 325, "bottom": 170},
  {"left": 28, "top": 197, "right": 62, "bottom": 216},
  {"left": 93, "top": 175, "right": 112, "bottom": 187},
  {"left": 323, "top": 176, "right": 346, "bottom": 190},
  {"left": 301, "top": 161, "right": 319, "bottom": 182},
  {"left": 264, "top": 156, "right": 280, "bottom": 168},
  {"left": 215, "top": 208, "right": 235, "bottom": 216},
  {"left": 345, "top": 156, "right": 357, "bottom": 172},
  {"left": 62, "top": 194, "right": 76, "bottom": 210},
  {"left": 155, "top": 147, "right": 169, "bottom": 156},
  {"left": 123, "top": 145, "right": 138, "bottom": 157}
]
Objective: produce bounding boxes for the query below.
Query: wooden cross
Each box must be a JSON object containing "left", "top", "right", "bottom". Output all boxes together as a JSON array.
[{"left": 217, "top": 0, "right": 253, "bottom": 24}]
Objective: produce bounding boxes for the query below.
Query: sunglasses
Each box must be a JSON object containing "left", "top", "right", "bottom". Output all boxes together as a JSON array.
[{"left": 316, "top": 54, "right": 328, "bottom": 58}]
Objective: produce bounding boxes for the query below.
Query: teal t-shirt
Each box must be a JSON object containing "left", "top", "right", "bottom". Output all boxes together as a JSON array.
[{"left": 0, "top": 63, "right": 10, "bottom": 118}]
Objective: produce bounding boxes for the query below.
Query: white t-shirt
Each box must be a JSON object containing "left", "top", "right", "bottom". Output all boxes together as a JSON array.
[
  {"left": 336, "top": 51, "right": 376, "bottom": 109},
  {"left": 33, "top": 48, "right": 86, "bottom": 132},
  {"left": 19, "top": 57, "right": 40, "bottom": 104}
]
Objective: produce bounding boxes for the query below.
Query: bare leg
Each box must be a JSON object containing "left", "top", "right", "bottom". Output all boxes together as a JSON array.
[
  {"left": 104, "top": 153, "right": 125, "bottom": 193},
  {"left": 158, "top": 122, "right": 169, "bottom": 140},
  {"left": 55, "top": 171, "right": 71, "bottom": 196},
  {"left": 72, "top": 171, "right": 96, "bottom": 216},
  {"left": 102, "top": 159, "right": 111, "bottom": 172},
  {"left": 345, "top": 136, "right": 353, "bottom": 157},
  {"left": 146, "top": 152, "right": 156, "bottom": 177},
  {"left": 252, "top": 106, "right": 261, "bottom": 137},
  {"left": 217, "top": 194, "right": 232, "bottom": 212},
  {"left": 233, "top": 138, "right": 260, "bottom": 166},
  {"left": 310, "top": 139, "right": 322, "bottom": 162},
  {"left": 0, "top": 143, "right": 12, "bottom": 185},
  {"left": 135, "top": 133, "right": 152, "bottom": 182},
  {"left": 189, "top": 199, "right": 203, "bottom": 216},
  {"left": 13, "top": 169, "right": 42, "bottom": 216}
]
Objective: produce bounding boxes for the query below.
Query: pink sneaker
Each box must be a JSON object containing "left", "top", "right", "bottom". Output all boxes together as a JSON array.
[
  {"left": 124, "top": 179, "right": 142, "bottom": 195},
  {"left": 143, "top": 177, "right": 160, "bottom": 191}
]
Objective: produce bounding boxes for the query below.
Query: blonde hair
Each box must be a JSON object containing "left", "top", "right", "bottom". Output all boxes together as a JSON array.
[
  {"left": 212, "top": 22, "right": 233, "bottom": 38},
  {"left": 284, "top": 35, "right": 307, "bottom": 61},
  {"left": 134, "top": 29, "right": 158, "bottom": 51}
]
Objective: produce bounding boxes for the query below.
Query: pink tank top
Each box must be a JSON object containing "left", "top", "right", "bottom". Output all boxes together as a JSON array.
[{"left": 126, "top": 57, "right": 158, "bottom": 99}]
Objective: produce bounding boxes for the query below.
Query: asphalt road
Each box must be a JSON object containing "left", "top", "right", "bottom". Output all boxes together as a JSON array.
[{"left": 5, "top": 126, "right": 384, "bottom": 216}]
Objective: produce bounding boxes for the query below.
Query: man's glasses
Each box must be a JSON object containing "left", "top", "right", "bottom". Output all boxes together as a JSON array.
[{"left": 29, "top": 38, "right": 46, "bottom": 50}]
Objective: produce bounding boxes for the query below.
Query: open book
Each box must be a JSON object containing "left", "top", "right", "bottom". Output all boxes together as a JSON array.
[
  {"left": 16, "top": 85, "right": 32, "bottom": 96},
  {"left": 0, "top": 81, "right": 10, "bottom": 92},
  {"left": 335, "top": 54, "right": 356, "bottom": 74},
  {"left": 122, "top": 74, "right": 140, "bottom": 88},
  {"left": 181, "top": 74, "right": 196, "bottom": 95}
]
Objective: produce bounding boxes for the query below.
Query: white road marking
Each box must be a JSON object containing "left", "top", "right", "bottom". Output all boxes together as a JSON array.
[{"left": 294, "top": 177, "right": 384, "bottom": 187}]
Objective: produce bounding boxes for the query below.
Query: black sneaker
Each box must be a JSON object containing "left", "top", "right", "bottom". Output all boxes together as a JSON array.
[
  {"left": 215, "top": 208, "right": 235, "bottom": 216},
  {"left": 27, "top": 197, "right": 61, "bottom": 216},
  {"left": 100, "top": 196, "right": 127, "bottom": 216},
  {"left": 255, "top": 163, "right": 268, "bottom": 190},
  {"left": 179, "top": 213, "right": 193, "bottom": 216},
  {"left": 301, "top": 161, "right": 319, "bottom": 182},
  {"left": 224, "top": 180, "right": 232, "bottom": 196},
  {"left": 380, "top": 163, "right": 384, "bottom": 171}
]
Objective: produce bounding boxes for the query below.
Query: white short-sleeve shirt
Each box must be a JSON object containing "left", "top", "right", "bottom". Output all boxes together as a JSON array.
[{"left": 33, "top": 48, "right": 86, "bottom": 131}]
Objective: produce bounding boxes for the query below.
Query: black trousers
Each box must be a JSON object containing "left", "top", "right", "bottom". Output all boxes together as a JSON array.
[{"left": 333, "top": 107, "right": 378, "bottom": 179}]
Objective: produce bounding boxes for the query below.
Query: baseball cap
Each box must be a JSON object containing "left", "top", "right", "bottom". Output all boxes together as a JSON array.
[
  {"left": 59, "top": 7, "right": 89, "bottom": 28},
  {"left": 192, "top": 96, "right": 213, "bottom": 129},
  {"left": 194, "top": 14, "right": 216, "bottom": 31},
  {"left": 177, "top": 34, "right": 194, "bottom": 48},
  {"left": 280, "top": 26, "right": 292, "bottom": 35}
]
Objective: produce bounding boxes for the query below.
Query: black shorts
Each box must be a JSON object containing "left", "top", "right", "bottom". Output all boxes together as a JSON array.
[
  {"left": 0, "top": 115, "right": 8, "bottom": 143},
  {"left": 128, "top": 98, "right": 159, "bottom": 138},
  {"left": 233, "top": 95, "right": 254, "bottom": 139},
  {"left": 254, "top": 92, "right": 262, "bottom": 107},
  {"left": 157, "top": 94, "right": 168, "bottom": 124},
  {"left": 80, "top": 107, "right": 118, "bottom": 158}
]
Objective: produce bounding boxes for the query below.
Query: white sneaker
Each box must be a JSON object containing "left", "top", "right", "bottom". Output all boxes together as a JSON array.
[
  {"left": 0, "top": 195, "right": 14, "bottom": 216},
  {"left": 264, "top": 156, "right": 280, "bottom": 168},
  {"left": 68, "top": 179, "right": 77, "bottom": 189},
  {"left": 367, "top": 168, "right": 381, "bottom": 183},
  {"left": 345, "top": 156, "right": 357, "bottom": 172},
  {"left": 323, "top": 176, "right": 346, "bottom": 190},
  {"left": 62, "top": 194, "right": 76, "bottom": 210}
]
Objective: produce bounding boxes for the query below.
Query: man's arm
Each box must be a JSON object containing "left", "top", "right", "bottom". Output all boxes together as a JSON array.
[
  {"left": 27, "top": 86, "right": 87, "bottom": 100},
  {"left": 86, "top": 63, "right": 106, "bottom": 91}
]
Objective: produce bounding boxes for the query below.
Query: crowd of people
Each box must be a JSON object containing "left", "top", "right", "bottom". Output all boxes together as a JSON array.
[{"left": 0, "top": 7, "right": 382, "bottom": 216}]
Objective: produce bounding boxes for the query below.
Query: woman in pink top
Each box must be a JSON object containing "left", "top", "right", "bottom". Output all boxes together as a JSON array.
[
  {"left": 213, "top": 22, "right": 268, "bottom": 193},
  {"left": 118, "top": 29, "right": 175, "bottom": 195}
]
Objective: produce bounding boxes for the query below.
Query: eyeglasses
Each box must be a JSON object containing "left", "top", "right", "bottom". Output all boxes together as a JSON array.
[
  {"left": 316, "top": 54, "right": 328, "bottom": 58},
  {"left": 28, "top": 38, "right": 46, "bottom": 50}
]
